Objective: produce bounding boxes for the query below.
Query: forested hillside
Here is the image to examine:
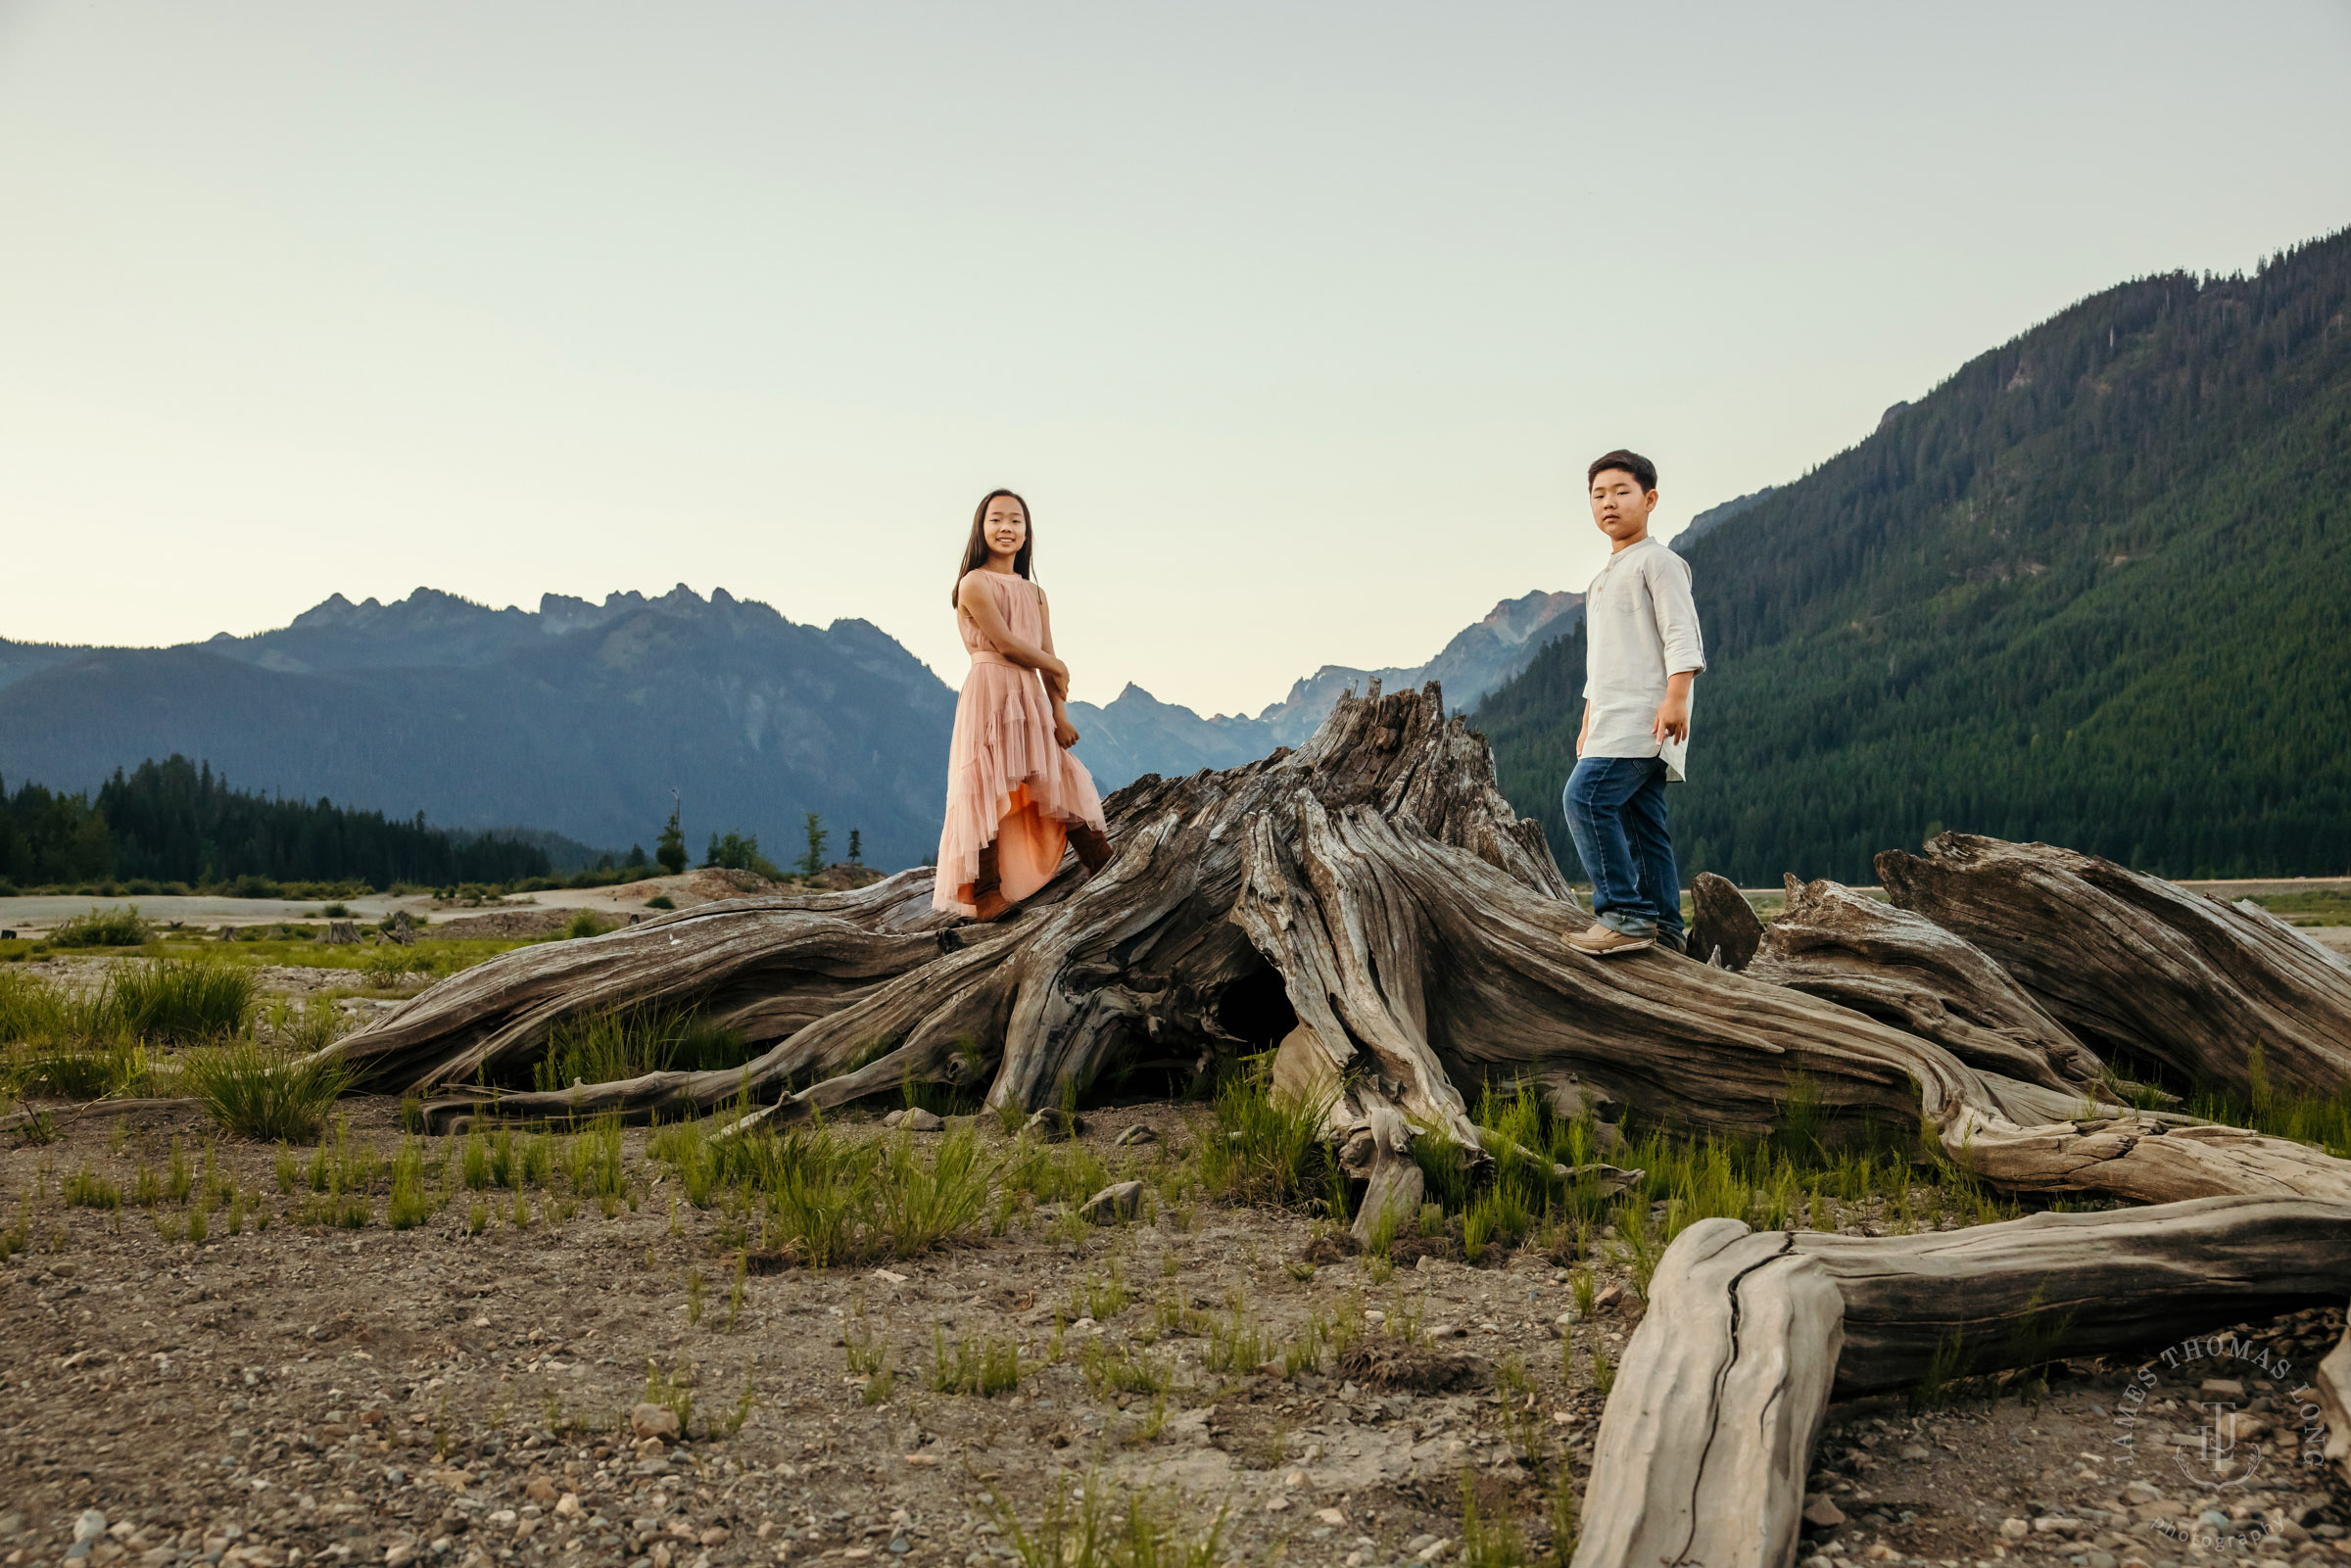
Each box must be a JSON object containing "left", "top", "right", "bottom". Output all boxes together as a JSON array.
[{"left": 1477, "top": 227, "right": 2351, "bottom": 885}]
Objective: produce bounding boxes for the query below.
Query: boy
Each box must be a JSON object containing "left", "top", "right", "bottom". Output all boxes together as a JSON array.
[{"left": 1561, "top": 450, "right": 1705, "bottom": 957}]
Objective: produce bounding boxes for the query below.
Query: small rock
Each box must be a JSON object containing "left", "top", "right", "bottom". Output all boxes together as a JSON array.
[
  {"left": 1593, "top": 1285, "right": 1625, "bottom": 1313},
  {"left": 902, "top": 1109, "right": 945, "bottom": 1132},
  {"left": 1079, "top": 1181, "right": 1146, "bottom": 1224},
  {"left": 1999, "top": 1518, "right": 2030, "bottom": 1541},
  {"left": 1415, "top": 1538, "right": 1453, "bottom": 1563},
  {"left": 1800, "top": 1494, "right": 1845, "bottom": 1529},
  {"left": 1113, "top": 1125, "right": 1156, "bottom": 1147},
  {"left": 2199, "top": 1377, "right": 2245, "bottom": 1398},
  {"left": 1897, "top": 1443, "right": 1930, "bottom": 1460},
  {"left": 74, "top": 1513, "right": 109, "bottom": 1545},
  {"left": 636, "top": 1437, "right": 668, "bottom": 1458},
  {"left": 630, "top": 1403, "right": 681, "bottom": 1442},
  {"left": 1427, "top": 1324, "right": 1466, "bottom": 1341},
  {"left": 1024, "top": 1109, "right": 1083, "bottom": 1141},
  {"left": 1264, "top": 1497, "right": 1291, "bottom": 1514},
  {"left": 553, "top": 1495, "right": 582, "bottom": 1519},
  {"left": 1405, "top": 1538, "right": 1437, "bottom": 1554},
  {"left": 1314, "top": 1510, "right": 1346, "bottom": 1528},
  {"left": 883, "top": 1110, "right": 906, "bottom": 1128},
  {"left": 384, "top": 1547, "right": 417, "bottom": 1568},
  {"left": 700, "top": 1528, "right": 731, "bottom": 1547},
  {"left": 903, "top": 1454, "right": 939, "bottom": 1467},
  {"left": 2032, "top": 1516, "right": 2084, "bottom": 1535},
  {"left": 523, "top": 1479, "right": 558, "bottom": 1504}
]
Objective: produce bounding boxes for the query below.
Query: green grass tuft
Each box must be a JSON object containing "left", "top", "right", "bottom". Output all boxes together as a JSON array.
[{"left": 177, "top": 1037, "right": 355, "bottom": 1142}]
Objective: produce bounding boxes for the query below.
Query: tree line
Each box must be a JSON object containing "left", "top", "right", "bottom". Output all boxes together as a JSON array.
[{"left": 0, "top": 756, "right": 552, "bottom": 891}]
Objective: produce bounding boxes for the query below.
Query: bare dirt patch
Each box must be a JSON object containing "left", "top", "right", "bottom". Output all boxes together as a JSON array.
[{"left": 2, "top": 1103, "right": 2348, "bottom": 1568}]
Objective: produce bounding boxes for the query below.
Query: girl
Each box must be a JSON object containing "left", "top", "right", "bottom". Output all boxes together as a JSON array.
[{"left": 934, "top": 489, "right": 1113, "bottom": 920}]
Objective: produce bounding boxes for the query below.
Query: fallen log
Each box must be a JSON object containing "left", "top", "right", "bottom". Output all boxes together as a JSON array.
[
  {"left": 1578, "top": 1198, "right": 2351, "bottom": 1566},
  {"left": 1879, "top": 834, "right": 2351, "bottom": 1097},
  {"left": 1743, "top": 873, "right": 2108, "bottom": 1094},
  {"left": 1570, "top": 1218, "right": 1843, "bottom": 1568}
]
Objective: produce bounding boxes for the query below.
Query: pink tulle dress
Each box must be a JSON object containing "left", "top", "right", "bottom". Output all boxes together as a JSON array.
[{"left": 933, "top": 568, "right": 1108, "bottom": 917}]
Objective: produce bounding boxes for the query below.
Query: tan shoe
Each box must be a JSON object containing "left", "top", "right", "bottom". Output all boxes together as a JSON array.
[{"left": 1564, "top": 920, "right": 1655, "bottom": 957}]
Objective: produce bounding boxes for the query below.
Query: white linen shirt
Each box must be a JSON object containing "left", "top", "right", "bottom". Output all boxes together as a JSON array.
[{"left": 1581, "top": 536, "right": 1707, "bottom": 781}]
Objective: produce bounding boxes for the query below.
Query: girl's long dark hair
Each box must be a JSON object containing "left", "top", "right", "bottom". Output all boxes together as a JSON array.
[{"left": 952, "top": 489, "right": 1033, "bottom": 606}]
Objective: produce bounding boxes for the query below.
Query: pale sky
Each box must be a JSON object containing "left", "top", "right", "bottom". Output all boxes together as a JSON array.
[{"left": 3, "top": 3, "right": 2347, "bottom": 718}]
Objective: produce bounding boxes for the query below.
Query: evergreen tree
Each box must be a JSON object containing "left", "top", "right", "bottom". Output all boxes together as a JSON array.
[
  {"left": 655, "top": 803, "right": 688, "bottom": 876},
  {"left": 798, "top": 812, "right": 830, "bottom": 878}
]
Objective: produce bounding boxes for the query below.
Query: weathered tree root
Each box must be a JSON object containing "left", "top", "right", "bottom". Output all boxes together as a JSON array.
[
  {"left": 1576, "top": 1197, "right": 2351, "bottom": 1568},
  {"left": 318, "top": 682, "right": 1566, "bottom": 1139},
  {"left": 1880, "top": 833, "right": 2351, "bottom": 1097}
]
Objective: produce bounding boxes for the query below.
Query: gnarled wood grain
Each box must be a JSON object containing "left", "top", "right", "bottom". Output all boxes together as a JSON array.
[
  {"left": 1745, "top": 874, "right": 2106, "bottom": 1094},
  {"left": 1879, "top": 834, "right": 2351, "bottom": 1096}
]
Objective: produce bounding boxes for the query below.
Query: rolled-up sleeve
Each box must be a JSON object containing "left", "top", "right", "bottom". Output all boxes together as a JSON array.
[{"left": 1648, "top": 553, "right": 1706, "bottom": 677}]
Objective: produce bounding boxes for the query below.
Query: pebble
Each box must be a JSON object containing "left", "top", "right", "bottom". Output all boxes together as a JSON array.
[
  {"left": 1113, "top": 1125, "right": 1156, "bottom": 1146},
  {"left": 630, "top": 1403, "right": 681, "bottom": 1442},
  {"left": 1999, "top": 1518, "right": 2030, "bottom": 1541},
  {"left": 902, "top": 1110, "right": 945, "bottom": 1132}
]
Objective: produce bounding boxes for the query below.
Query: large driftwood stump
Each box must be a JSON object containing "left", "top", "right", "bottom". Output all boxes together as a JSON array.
[
  {"left": 318, "top": 689, "right": 2351, "bottom": 1214},
  {"left": 1879, "top": 834, "right": 2351, "bottom": 1096},
  {"left": 323, "top": 682, "right": 1564, "bottom": 1139}
]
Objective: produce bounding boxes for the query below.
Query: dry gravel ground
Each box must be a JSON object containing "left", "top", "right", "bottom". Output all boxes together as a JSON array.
[{"left": 3, "top": 1101, "right": 2349, "bottom": 1568}]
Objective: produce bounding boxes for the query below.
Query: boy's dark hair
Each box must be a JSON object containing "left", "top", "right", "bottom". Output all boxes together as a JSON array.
[{"left": 1588, "top": 449, "right": 1657, "bottom": 492}]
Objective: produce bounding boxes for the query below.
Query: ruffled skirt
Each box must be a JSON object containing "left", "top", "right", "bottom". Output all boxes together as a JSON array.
[{"left": 934, "top": 657, "right": 1107, "bottom": 916}]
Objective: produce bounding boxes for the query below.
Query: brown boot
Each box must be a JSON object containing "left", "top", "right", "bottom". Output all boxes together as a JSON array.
[
  {"left": 971, "top": 843, "right": 1014, "bottom": 923},
  {"left": 1563, "top": 920, "right": 1655, "bottom": 958},
  {"left": 1069, "top": 824, "right": 1114, "bottom": 876}
]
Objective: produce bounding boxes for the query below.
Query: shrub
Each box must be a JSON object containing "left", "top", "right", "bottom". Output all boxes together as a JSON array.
[
  {"left": 49, "top": 906, "right": 149, "bottom": 948},
  {"left": 561, "top": 911, "right": 604, "bottom": 940},
  {"left": 360, "top": 945, "right": 433, "bottom": 987},
  {"left": 113, "top": 958, "right": 257, "bottom": 1042},
  {"left": 176, "top": 1037, "right": 354, "bottom": 1141},
  {"left": 645, "top": 895, "right": 676, "bottom": 911}
]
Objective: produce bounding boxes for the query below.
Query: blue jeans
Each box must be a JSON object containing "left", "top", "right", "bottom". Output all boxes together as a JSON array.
[{"left": 1562, "top": 756, "right": 1684, "bottom": 947}]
